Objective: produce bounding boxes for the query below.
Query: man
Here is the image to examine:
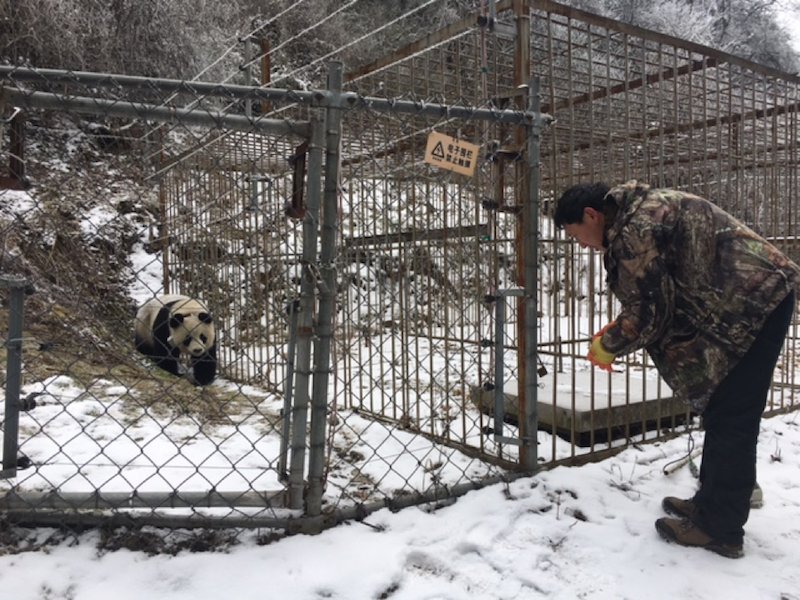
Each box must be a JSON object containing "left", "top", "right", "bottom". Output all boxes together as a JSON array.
[{"left": 554, "top": 180, "right": 799, "bottom": 558}]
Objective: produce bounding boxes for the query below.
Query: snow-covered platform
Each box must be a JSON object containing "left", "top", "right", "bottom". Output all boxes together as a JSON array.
[{"left": 473, "top": 368, "right": 690, "bottom": 445}]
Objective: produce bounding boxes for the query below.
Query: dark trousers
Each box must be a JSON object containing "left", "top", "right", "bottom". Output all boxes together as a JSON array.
[{"left": 693, "top": 291, "right": 795, "bottom": 545}]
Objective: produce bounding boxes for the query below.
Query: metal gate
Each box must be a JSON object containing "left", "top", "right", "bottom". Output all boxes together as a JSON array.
[{"left": 0, "top": 62, "right": 546, "bottom": 532}]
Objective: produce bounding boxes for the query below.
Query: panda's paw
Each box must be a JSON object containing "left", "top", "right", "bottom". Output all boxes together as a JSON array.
[
  {"left": 177, "top": 365, "right": 188, "bottom": 376},
  {"left": 187, "top": 370, "right": 215, "bottom": 387}
]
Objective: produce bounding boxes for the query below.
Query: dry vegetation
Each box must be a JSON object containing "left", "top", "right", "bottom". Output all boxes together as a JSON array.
[{"left": 0, "top": 111, "right": 273, "bottom": 423}]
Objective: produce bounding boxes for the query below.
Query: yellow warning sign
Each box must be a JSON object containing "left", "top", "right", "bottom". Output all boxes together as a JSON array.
[{"left": 424, "top": 132, "right": 479, "bottom": 177}]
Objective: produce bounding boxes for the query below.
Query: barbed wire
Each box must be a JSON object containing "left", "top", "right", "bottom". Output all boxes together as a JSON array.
[
  {"left": 248, "top": 0, "right": 361, "bottom": 73},
  {"left": 196, "top": 0, "right": 311, "bottom": 86},
  {"left": 283, "top": 0, "right": 442, "bottom": 82}
]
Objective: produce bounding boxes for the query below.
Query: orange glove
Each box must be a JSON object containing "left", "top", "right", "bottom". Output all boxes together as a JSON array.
[{"left": 588, "top": 322, "right": 616, "bottom": 372}]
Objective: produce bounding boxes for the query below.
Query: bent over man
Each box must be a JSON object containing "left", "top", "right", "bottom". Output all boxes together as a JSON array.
[{"left": 554, "top": 180, "right": 799, "bottom": 558}]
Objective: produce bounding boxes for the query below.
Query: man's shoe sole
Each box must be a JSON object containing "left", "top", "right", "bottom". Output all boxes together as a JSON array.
[{"left": 655, "top": 518, "right": 744, "bottom": 559}]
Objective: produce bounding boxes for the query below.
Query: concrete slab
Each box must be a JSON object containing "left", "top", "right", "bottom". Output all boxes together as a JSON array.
[{"left": 472, "top": 368, "right": 691, "bottom": 445}]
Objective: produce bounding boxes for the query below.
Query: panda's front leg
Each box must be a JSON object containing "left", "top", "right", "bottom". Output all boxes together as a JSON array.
[
  {"left": 190, "top": 346, "right": 217, "bottom": 386},
  {"left": 154, "top": 346, "right": 185, "bottom": 378}
]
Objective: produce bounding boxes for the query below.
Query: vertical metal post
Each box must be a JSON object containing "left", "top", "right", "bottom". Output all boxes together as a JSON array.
[
  {"left": 261, "top": 38, "right": 272, "bottom": 115},
  {"left": 287, "top": 116, "right": 326, "bottom": 510},
  {"left": 1, "top": 276, "right": 26, "bottom": 479},
  {"left": 242, "top": 37, "right": 253, "bottom": 119},
  {"left": 10, "top": 109, "right": 26, "bottom": 184},
  {"left": 279, "top": 300, "right": 299, "bottom": 481},
  {"left": 494, "top": 294, "right": 506, "bottom": 438},
  {"left": 513, "top": 0, "right": 534, "bottom": 467},
  {"left": 521, "top": 77, "right": 544, "bottom": 471},
  {"left": 306, "top": 62, "right": 343, "bottom": 516},
  {"left": 493, "top": 288, "right": 524, "bottom": 447},
  {"left": 157, "top": 127, "right": 171, "bottom": 293}
]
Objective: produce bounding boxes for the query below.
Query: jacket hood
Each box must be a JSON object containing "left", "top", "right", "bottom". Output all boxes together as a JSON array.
[{"left": 604, "top": 180, "right": 651, "bottom": 248}]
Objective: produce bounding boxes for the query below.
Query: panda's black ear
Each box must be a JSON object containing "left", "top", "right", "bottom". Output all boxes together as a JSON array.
[
  {"left": 199, "top": 312, "right": 213, "bottom": 324},
  {"left": 170, "top": 314, "right": 185, "bottom": 328}
]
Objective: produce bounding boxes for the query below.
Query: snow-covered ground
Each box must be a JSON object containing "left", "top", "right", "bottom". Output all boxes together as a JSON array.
[{"left": 1, "top": 411, "right": 799, "bottom": 600}]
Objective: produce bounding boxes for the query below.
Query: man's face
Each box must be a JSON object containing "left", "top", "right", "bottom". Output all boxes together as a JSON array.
[{"left": 563, "top": 207, "right": 605, "bottom": 251}]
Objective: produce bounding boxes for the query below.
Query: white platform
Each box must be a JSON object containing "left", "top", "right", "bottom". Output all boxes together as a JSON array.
[{"left": 473, "top": 368, "right": 689, "bottom": 443}]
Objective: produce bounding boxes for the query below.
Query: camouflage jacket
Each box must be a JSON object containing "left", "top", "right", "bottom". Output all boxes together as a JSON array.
[{"left": 599, "top": 181, "right": 800, "bottom": 412}]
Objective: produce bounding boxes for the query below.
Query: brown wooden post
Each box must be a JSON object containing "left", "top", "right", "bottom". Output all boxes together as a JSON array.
[
  {"left": 10, "top": 109, "right": 25, "bottom": 183},
  {"left": 157, "top": 127, "right": 171, "bottom": 294},
  {"left": 261, "top": 38, "right": 271, "bottom": 114}
]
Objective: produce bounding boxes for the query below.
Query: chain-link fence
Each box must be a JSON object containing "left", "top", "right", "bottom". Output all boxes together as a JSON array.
[
  {"left": 0, "top": 61, "right": 549, "bottom": 534},
  {"left": 3, "top": 0, "right": 800, "bottom": 538},
  {"left": 348, "top": 0, "right": 800, "bottom": 455}
]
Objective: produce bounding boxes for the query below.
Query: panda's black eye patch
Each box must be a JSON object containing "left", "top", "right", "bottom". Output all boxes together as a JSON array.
[{"left": 200, "top": 335, "right": 208, "bottom": 344}]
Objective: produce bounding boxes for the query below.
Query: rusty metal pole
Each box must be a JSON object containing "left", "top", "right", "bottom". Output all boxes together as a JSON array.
[
  {"left": 157, "top": 128, "right": 171, "bottom": 293},
  {"left": 287, "top": 116, "right": 326, "bottom": 510},
  {"left": 261, "top": 38, "right": 271, "bottom": 114},
  {"left": 0, "top": 276, "right": 26, "bottom": 480},
  {"left": 521, "top": 77, "right": 544, "bottom": 471},
  {"left": 10, "top": 109, "right": 25, "bottom": 183},
  {"left": 513, "top": 0, "right": 534, "bottom": 468}
]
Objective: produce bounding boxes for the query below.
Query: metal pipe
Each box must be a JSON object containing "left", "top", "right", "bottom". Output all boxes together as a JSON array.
[
  {"left": 0, "top": 88, "right": 309, "bottom": 137},
  {"left": 494, "top": 294, "right": 506, "bottom": 441},
  {"left": 521, "top": 76, "right": 544, "bottom": 471},
  {"left": 306, "top": 62, "right": 344, "bottom": 516},
  {"left": 0, "top": 276, "right": 26, "bottom": 480},
  {"left": 287, "top": 116, "right": 327, "bottom": 510},
  {"left": 0, "top": 489, "right": 285, "bottom": 510},
  {"left": 242, "top": 36, "right": 253, "bottom": 119},
  {"left": 493, "top": 288, "right": 525, "bottom": 447},
  {"left": 2, "top": 471, "right": 533, "bottom": 534},
  {"left": 279, "top": 301, "right": 299, "bottom": 481},
  {"left": 0, "top": 67, "right": 544, "bottom": 125}
]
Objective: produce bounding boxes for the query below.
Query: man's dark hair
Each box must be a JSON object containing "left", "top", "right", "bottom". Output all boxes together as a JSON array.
[{"left": 554, "top": 182, "right": 610, "bottom": 227}]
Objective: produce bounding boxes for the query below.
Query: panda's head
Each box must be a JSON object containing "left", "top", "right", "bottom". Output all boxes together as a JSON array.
[{"left": 166, "top": 299, "right": 215, "bottom": 357}]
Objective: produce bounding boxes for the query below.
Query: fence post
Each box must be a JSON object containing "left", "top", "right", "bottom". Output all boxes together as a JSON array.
[
  {"left": 306, "top": 62, "right": 344, "bottom": 516},
  {"left": 520, "top": 77, "right": 544, "bottom": 471},
  {"left": 287, "top": 116, "right": 327, "bottom": 510},
  {"left": 242, "top": 36, "right": 254, "bottom": 119},
  {"left": 1, "top": 276, "right": 27, "bottom": 479},
  {"left": 10, "top": 109, "right": 25, "bottom": 184},
  {"left": 279, "top": 299, "right": 299, "bottom": 481},
  {"left": 260, "top": 37, "right": 271, "bottom": 115}
]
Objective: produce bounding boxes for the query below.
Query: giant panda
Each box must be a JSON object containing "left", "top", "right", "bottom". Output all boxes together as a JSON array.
[{"left": 134, "top": 294, "right": 217, "bottom": 385}]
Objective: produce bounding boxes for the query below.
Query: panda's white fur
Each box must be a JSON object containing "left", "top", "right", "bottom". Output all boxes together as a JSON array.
[{"left": 135, "top": 294, "right": 217, "bottom": 385}]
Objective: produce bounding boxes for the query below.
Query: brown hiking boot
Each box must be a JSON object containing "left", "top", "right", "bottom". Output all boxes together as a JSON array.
[
  {"left": 655, "top": 517, "right": 744, "bottom": 559},
  {"left": 662, "top": 496, "right": 696, "bottom": 519},
  {"left": 664, "top": 485, "right": 763, "bottom": 515}
]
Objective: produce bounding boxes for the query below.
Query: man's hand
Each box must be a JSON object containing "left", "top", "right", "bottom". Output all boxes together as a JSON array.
[{"left": 588, "top": 322, "right": 616, "bottom": 372}]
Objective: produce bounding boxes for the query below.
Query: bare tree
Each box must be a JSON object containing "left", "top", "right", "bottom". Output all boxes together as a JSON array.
[
  {"left": 249, "top": 0, "right": 471, "bottom": 83},
  {"left": 0, "top": 0, "right": 247, "bottom": 79},
  {"left": 2, "top": 0, "right": 797, "bottom": 82},
  {"left": 568, "top": 0, "right": 799, "bottom": 72}
]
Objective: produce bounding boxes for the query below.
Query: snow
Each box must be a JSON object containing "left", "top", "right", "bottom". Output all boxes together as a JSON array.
[{"left": 2, "top": 412, "right": 800, "bottom": 599}]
